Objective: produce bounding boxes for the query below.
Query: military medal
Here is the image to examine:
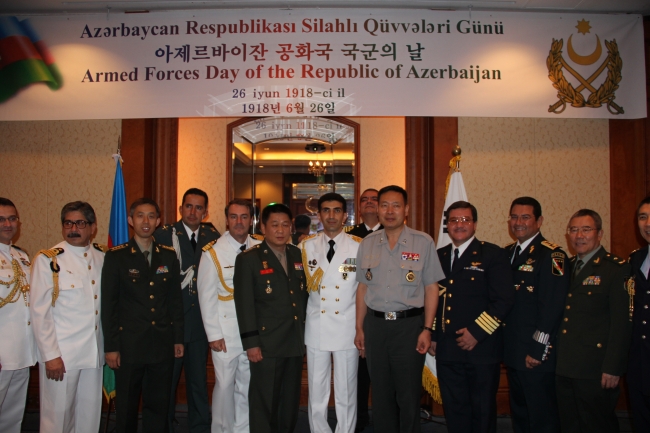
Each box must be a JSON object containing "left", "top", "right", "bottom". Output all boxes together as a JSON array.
[
  {"left": 405, "top": 270, "right": 416, "bottom": 282},
  {"left": 365, "top": 269, "right": 372, "bottom": 281},
  {"left": 342, "top": 273, "right": 348, "bottom": 280}
]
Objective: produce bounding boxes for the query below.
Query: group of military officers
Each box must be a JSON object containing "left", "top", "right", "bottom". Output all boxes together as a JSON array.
[{"left": 0, "top": 186, "right": 649, "bottom": 433}]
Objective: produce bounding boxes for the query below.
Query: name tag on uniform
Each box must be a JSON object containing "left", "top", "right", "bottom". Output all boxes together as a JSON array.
[
  {"left": 583, "top": 276, "right": 601, "bottom": 285},
  {"left": 156, "top": 266, "right": 169, "bottom": 274},
  {"left": 401, "top": 252, "right": 420, "bottom": 261},
  {"left": 260, "top": 269, "right": 274, "bottom": 275},
  {"left": 128, "top": 269, "right": 140, "bottom": 277},
  {"left": 294, "top": 262, "right": 304, "bottom": 271}
]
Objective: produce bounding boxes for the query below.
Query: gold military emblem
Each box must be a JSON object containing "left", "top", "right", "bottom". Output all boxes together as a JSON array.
[
  {"left": 262, "top": 261, "right": 268, "bottom": 269},
  {"left": 365, "top": 269, "right": 372, "bottom": 281},
  {"left": 548, "top": 19, "right": 623, "bottom": 115},
  {"left": 406, "top": 270, "right": 416, "bottom": 282}
]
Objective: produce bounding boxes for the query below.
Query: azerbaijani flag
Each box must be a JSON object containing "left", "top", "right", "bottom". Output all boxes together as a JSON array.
[
  {"left": 103, "top": 153, "right": 129, "bottom": 401},
  {"left": 0, "top": 16, "right": 63, "bottom": 102}
]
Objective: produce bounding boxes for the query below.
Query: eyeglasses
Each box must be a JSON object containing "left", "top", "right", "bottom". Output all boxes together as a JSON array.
[
  {"left": 0, "top": 216, "right": 19, "bottom": 224},
  {"left": 566, "top": 227, "right": 598, "bottom": 235},
  {"left": 63, "top": 220, "right": 89, "bottom": 229},
  {"left": 508, "top": 215, "right": 533, "bottom": 222},
  {"left": 448, "top": 217, "right": 474, "bottom": 224}
]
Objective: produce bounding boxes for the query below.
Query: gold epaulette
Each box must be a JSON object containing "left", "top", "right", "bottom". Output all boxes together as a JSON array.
[
  {"left": 250, "top": 234, "right": 264, "bottom": 241},
  {"left": 35, "top": 248, "right": 64, "bottom": 307},
  {"left": 160, "top": 244, "right": 175, "bottom": 252},
  {"left": 109, "top": 243, "right": 128, "bottom": 252},
  {"left": 504, "top": 241, "right": 516, "bottom": 249},
  {"left": 349, "top": 234, "right": 362, "bottom": 243},
  {"left": 243, "top": 244, "right": 260, "bottom": 253},
  {"left": 202, "top": 240, "right": 217, "bottom": 252},
  {"left": 343, "top": 225, "right": 355, "bottom": 233},
  {"left": 541, "top": 240, "right": 560, "bottom": 250},
  {"left": 93, "top": 243, "right": 108, "bottom": 253},
  {"left": 36, "top": 247, "right": 64, "bottom": 259},
  {"left": 604, "top": 253, "right": 627, "bottom": 265}
]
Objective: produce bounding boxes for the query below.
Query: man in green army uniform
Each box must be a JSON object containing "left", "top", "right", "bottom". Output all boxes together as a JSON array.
[
  {"left": 102, "top": 198, "right": 185, "bottom": 433},
  {"left": 555, "top": 209, "right": 632, "bottom": 433},
  {"left": 233, "top": 203, "right": 308, "bottom": 433}
]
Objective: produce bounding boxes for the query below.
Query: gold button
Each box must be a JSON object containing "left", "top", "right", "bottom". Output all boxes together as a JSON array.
[
  {"left": 71, "top": 284, "right": 75, "bottom": 288},
  {"left": 322, "top": 286, "right": 326, "bottom": 289},
  {"left": 471, "top": 277, "right": 474, "bottom": 281},
  {"left": 119, "top": 327, "right": 123, "bottom": 330},
  {"left": 294, "top": 316, "right": 298, "bottom": 320},
  {"left": 150, "top": 295, "right": 154, "bottom": 299},
  {"left": 564, "top": 317, "right": 568, "bottom": 322},
  {"left": 94, "top": 295, "right": 98, "bottom": 299},
  {"left": 290, "top": 291, "right": 294, "bottom": 294},
  {"left": 292, "top": 303, "right": 296, "bottom": 307},
  {"left": 191, "top": 304, "right": 195, "bottom": 307},
  {"left": 88, "top": 265, "right": 91, "bottom": 270},
  {"left": 163, "top": 278, "right": 167, "bottom": 281},
  {"left": 84, "top": 253, "right": 87, "bottom": 257},
  {"left": 95, "top": 325, "right": 98, "bottom": 330},
  {"left": 152, "top": 321, "right": 156, "bottom": 325},
  {"left": 448, "top": 293, "right": 452, "bottom": 298},
  {"left": 133, "top": 279, "right": 136, "bottom": 282},
  {"left": 566, "top": 305, "right": 570, "bottom": 310},
  {"left": 95, "top": 310, "right": 98, "bottom": 315},
  {"left": 562, "top": 329, "right": 567, "bottom": 334},
  {"left": 321, "top": 297, "right": 325, "bottom": 301},
  {"left": 335, "top": 311, "right": 339, "bottom": 314},
  {"left": 447, "top": 306, "right": 451, "bottom": 311},
  {"left": 450, "top": 280, "right": 454, "bottom": 284},
  {"left": 151, "top": 308, "right": 155, "bottom": 312},
  {"left": 596, "top": 343, "right": 602, "bottom": 348},
  {"left": 588, "top": 291, "right": 592, "bottom": 295},
  {"left": 193, "top": 277, "right": 197, "bottom": 281},
  {"left": 150, "top": 282, "right": 154, "bottom": 286},
  {"left": 643, "top": 321, "right": 647, "bottom": 325},
  {"left": 27, "top": 321, "right": 30, "bottom": 325},
  {"left": 445, "top": 319, "right": 450, "bottom": 324},
  {"left": 321, "top": 310, "right": 325, "bottom": 313},
  {"left": 92, "top": 280, "right": 95, "bottom": 284},
  {"left": 568, "top": 294, "right": 572, "bottom": 297},
  {"left": 643, "top": 335, "right": 647, "bottom": 339},
  {"left": 336, "top": 298, "right": 340, "bottom": 302},
  {"left": 262, "top": 326, "right": 266, "bottom": 331},
  {"left": 336, "top": 286, "right": 339, "bottom": 289}
]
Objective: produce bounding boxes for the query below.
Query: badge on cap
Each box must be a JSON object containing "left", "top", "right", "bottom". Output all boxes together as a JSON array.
[
  {"left": 406, "top": 270, "right": 416, "bottom": 282},
  {"left": 365, "top": 269, "right": 372, "bottom": 281}
]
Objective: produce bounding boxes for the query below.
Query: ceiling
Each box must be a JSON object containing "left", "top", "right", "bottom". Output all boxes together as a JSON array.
[{"left": 2, "top": 0, "right": 649, "bottom": 16}]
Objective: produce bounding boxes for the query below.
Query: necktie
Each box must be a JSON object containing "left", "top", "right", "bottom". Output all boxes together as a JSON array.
[
  {"left": 143, "top": 250, "right": 151, "bottom": 267},
  {"left": 573, "top": 259, "right": 584, "bottom": 280},
  {"left": 239, "top": 244, "right": 246, "bottom": 253},
  {"left": 451, "top": 248, "right": 460, "bottom": 272},
  {"left": 327, "top": 240, "right": 336, "bottom": 263},
  {"left": 190, "top": 233, "right": 197, "bottom": 251},
  {"left": 367, "top": 229, "right": 373, "bottom": 234},
  {"left": 513, "top": 245, "right": 521, "bottom": 263}
]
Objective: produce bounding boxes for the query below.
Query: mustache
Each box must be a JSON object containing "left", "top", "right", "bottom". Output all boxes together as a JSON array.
[{"left": 67, "top": 232, "right": 81, "bottom": 238}]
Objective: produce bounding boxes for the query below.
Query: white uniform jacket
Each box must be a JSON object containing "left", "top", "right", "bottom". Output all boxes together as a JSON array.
[
  {"left": 300, "top": 232, "right": 360, "bottom": 352},
  {"left": 197, "top": 232, "right": 262, "bottom": 359},
  {"left": 30, "top": 241, "right": 104, "bottom": 370},
  {"left": 0, "top": 243, "right": 37, "bottom": 370}
]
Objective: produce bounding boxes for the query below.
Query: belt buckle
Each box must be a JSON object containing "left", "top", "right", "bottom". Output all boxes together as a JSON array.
[{"left": 385, "top": 311, "right": 397, "bottom": 320}]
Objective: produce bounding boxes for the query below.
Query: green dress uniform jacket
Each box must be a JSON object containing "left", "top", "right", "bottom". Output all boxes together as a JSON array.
[
  {"left": 556, "top": 248, "right": 632, "bottom": 380},
  {"left": 233, "top": 241, "right": 308, "bottom": 357},
  {"left": 503, "top": 235, "right": 570, "bottom": 371},
  {"left": 101, "top": 238, "right": 185, "bottom": 364}
]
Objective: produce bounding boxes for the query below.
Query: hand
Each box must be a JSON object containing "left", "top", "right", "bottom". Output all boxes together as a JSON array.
[
  {"left": 45, "top": 357, "right": 66, "bottom": 381},
  {"left": 247, "top": 347, "right": 263, "bottom": 363},
  {"left": 105, "top": 352, "right": 121, "bottom": 369},
  {"left": 209, "top": 339, "right": 227, "bottom": 353},
  {"left": 601, "top": 373, "right": 620, "bottom": 389},
  {"left": 455, "top": 328, "right": 478, "bottom": 351},
  {"left": 525, "top": 355, "right": 542, "bottom": 369},
  {"left": 174, "top": 344, "right": 184, "bottom": 358},
  {"left": 354, "top": 329, "right": 365, "bottom": 358},
  {"left": 428, "top": 341, "right": 437, "bottom": 356},
  {"left": 416, "top": 330, "right": 432, "bottom": 354}
]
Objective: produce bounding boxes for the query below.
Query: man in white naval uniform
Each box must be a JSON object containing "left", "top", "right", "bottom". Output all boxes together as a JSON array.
[
  {"left": 0, "top": 198, "right": 37, "bottom": 433},
  {"left": 198, "top": 199, "right": 262, "bottom": 433},
  {"left": 300, "top": 193, "right": 361, "bottom": 433},
  {"left": 30, "top": 201, "right": 105, "bottom": 433}
]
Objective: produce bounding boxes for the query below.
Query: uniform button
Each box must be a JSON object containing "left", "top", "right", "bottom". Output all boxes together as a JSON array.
[
  {"left": 643, "top": 335, "right": 647, "bottom": 339},
  {"left": 163, "top": 277, "right": 167, "bottom": 281},
  {"left": 562, "top": 329, "right": 567, "bottom": 334},
  {"left": 336, "top": 286, "right": 340, "bottom": 289},
  {"left": 568, "top": 293, "right": 572, "bottom": 297},
  {"left": 450, "top": 280, "right": 454, "bottom": 284},
  {"left": 95, "top": 310, "right": 98, "bottom": 315},
  {"left": 95, "top": 325, "right": 98, "bottom": 330},
  {"left": 645, "top": 305, "right": 649, "bottom": 309},
  {"left": 448, "top": 293, "right": 452, "bottom": 298},
  {"left": 322, "top": 286, "right": 326, "bottom": 289},
  {"left": 445, "top": 319, "right": 450, "bottom": 324},
  {"left": 290, "top": 291, "right": 294, "bottom": 294},
  {"left": 566, "top": 305, "right": 571, "bottom": 310},
  {"left": 150, "top": 282, "right": 154, "bottom": 286},
  {"left": 564, "top": 317, "right": 568, "bottom": 322},
  {"left": 292, "top": 303, "right": 296, "bottom": 307},
  {"left": 643, "top": 321, "right": 647, "bottom": 325},
  {"left": 294, "top": 316, "right": 298, "bottom": 320},
  {"left": 152, "top": 321, "right": 156, "bottom": 325},
  {"left": 88, "top": 265, "right": 91, "bottom": 270},
  {"left": 321, "top": 310, "right": 325, "bottom": 313},
  {"left": 27, "top": 321, "right": 30, "bottom": 325},
  {"left": 447, "top": 306, "right": 451, "bottom": 311},
  {"left": 84, "top": 253, "right": 87, "bottom": 257},
  {"left": 322, "top": 297, "right": 325, "bottom": 301},
  {"left": 262, "top": 326, "right": 266, "bottom": 331},
  {"left": 92, "top": 280, "right": 95, "bottom": 284},
  {"left": 335, "top": 311, "right": 339, "bottom": 314},
  {"left": 119, "top": 327, "right": 123, "bottom": 331},
  {"left": 191, "top": 304, "right": 195, "bottom": 307},
  {"left": 336, "top": 298, "right": 340, "bottom": 302},
  {"left": 587, "top": 291, "right": 592, "bottom": 295},
  {"left": 471, "top": 277, "right": 475, "bottom": 281},
  {"left": 646, "top": 290, "right": 650, "bottom": 294},
  {"left": 597, "top": 343, "right": 602, "bottom": 348},
  {"left": 150, "top": 295, "right": 154, "bottom": 299},
  {"left": 151, "top": 308, "right": 155, "bottom": 312},
  {"left": 71, "top": 284, "right": 75, "bottom": 288},
  {"left": 94, "top": 295, "right": 97, "bottom": 299},
  {"left": 133, "top": 279, "right": 136, "bottom": 282},
  {"left": 193, "top": 278, "right": 197, "bottom": 281}
]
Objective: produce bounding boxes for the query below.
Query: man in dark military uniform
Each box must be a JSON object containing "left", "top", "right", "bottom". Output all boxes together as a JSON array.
[
  {"left": 347, "top": 187, "right": 382, "bottom": 432},
  {"left": 503, "top": 197, "right": 569, "bottom": 433},
  {"left": 355, "top": 185, "right": 444, "bottom": 433},
  {"left": 556, "top": 209, "right": 632, "bottom": 433},
  {"left": 431, "top": 200, "right": 514, "bottom": 433},
  {"left": 154, "top": 188, "right": 220, "bottom": 433},
  {"left": 628, "top": 196, "right": 650, "bottom": 432},
  {"left": 233, "top": 203, "right": 308, "bottom": 433},
  {"left": 102, "top": 198, "right": 185, "bottom": 433}
]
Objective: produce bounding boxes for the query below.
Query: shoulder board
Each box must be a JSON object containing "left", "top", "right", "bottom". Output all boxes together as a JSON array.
[
  {"left": 250, "top": 233, "right": 264, "bottom": 241},
  {"left": 37, "top": 247, "right": 64, "bottom": 258},
  {"left": 343, "top": 225, "right": 355, "bottom": 233},
  {"left": 202, "top": 239, "right": 217, "bottom": 252},
  {"left": 93, "top": 243, "right": 108, "bottom": 253},
  {"left": 480, "top": 240, "right": 500, "bottom": 250},
  {"left": 604, "top": 253, "right": 627, "bottom": 266},
  {"left": 541, "top": 240, "right": 560, "bottom": 250},
  {"left": 160, "top": 244, "right": 175, "bottom": 252},
  {"left": 109, "top": 243, "right": 128, "bottom": 252},
  {"left": 302, "top": 233, "right": 318, "bottom": 242},
  {"left": 504, "top": 241, "right": 516, "bottom": 249},
  {"left": 348, "top": 234, "right": 363, "bottom": 243},
  {"left": 243, "top": 244, "right": 260, "bottom": 253}
]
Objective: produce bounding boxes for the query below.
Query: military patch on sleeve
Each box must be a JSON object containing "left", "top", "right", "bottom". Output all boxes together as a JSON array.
[{"left": 551, "top": 254, "right": 565, "bottom": 276}]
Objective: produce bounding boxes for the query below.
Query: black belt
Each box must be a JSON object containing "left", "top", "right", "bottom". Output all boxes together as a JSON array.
[{"left": 368, "top": 307, "right": 424, "bottom": 320}]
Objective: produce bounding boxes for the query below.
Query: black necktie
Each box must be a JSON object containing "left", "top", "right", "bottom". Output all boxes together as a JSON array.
[
  {"left": 239, "top": 244, "right": 246, "bottom": 253},
  {"left": 191, "top": 233, "right": 197, "bottom": 251},
  {"left": 513, "top": 245, "right": 521, "bottom": 263},
  {"left": 573, "top": 259, "right": 584, "bottom": 280},
  {"left": 327, "top": 240, "right": 336, "bottom": 263},
  {"left": 367, "top": 229, "right": 373, "bottom": 234},
  {"left": 451, "top": 248, "right": 460, "bottom": 272},
  {"left": 143, "top": 250, "right": 150, "bottom": 267}
]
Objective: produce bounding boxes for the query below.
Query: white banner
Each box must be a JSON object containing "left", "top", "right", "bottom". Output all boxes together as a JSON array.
[{"left": 0, "top": 9, "right": 645, "bottom": 120}]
